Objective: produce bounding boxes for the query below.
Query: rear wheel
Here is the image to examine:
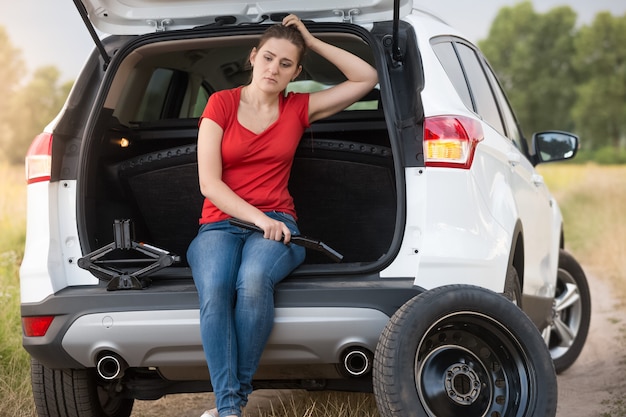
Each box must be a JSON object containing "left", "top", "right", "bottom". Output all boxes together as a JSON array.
[
  {"left": 31, "top": 358, "right": 134, "bottom": 417},
  {"left": 542, "top": 249, "right": 591, "bottom": 373},
  {"left": 373, "top": 285, "right": 557, "bottom": 417}
]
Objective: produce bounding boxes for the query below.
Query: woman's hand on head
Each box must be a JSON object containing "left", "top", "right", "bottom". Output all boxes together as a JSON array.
[
  {"left": 282, "top": 14, "right": 315, "bottom": 47},
  {"left": 255, "top": 215, "right": 292, "bottom": 244}
]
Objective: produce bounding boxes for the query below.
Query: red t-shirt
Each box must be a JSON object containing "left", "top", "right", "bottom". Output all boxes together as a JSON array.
[{"left": 198, "top": 87, "right": 310, "bottom": 224}]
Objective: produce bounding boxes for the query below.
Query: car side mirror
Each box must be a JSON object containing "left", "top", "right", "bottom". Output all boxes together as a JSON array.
[{"left": 532, "top": 131, "right": 579, "bottom": 164}]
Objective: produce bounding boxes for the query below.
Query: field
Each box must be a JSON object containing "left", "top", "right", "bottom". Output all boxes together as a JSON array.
[
  {"left": 1, "top": 162, "right": 625, "bottom": 417},
  {"left": 538, "top": 164, "right": 626, "bottom": 299},
  {"left": 0, "top": 163, "right": 32, "bottom": 417}
]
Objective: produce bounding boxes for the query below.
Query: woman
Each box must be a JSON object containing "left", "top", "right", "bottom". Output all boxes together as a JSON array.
[{"left": 187, "top": 14, "right": 378, "bottom": 417}]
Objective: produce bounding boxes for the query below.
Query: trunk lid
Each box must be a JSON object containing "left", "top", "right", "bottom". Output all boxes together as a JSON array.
[{"left": 77, "top": 0, "right": 413, "bottom": 35}]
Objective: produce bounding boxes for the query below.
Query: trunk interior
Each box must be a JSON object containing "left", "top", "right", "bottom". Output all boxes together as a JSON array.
[{"left": 78, "top": 28, "right": 398, "bottom": 272}]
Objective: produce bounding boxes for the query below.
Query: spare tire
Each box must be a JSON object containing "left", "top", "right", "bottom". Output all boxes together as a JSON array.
[{"left": 373, "top": 284, "right": 557, "bottom": 417}]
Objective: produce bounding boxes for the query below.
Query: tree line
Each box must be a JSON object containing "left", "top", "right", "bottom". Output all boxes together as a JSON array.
[
  {"left": 1, "top": 1, "right": 624, "bottom": 165},
  {"left": 0, "top": 27, "right": 72, "bottom": 165},
  {"left": 480, "top": 1, "right": 626, "bottom": 161}
]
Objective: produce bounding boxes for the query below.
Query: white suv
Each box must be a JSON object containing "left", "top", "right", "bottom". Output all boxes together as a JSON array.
[{"left": 21, "top": 1, "right": 590, "bottom": 416}]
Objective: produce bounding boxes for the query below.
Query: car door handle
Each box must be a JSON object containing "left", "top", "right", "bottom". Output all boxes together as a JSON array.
[{"left": 532, "top": 174, "right": 544, "bottom": 186}]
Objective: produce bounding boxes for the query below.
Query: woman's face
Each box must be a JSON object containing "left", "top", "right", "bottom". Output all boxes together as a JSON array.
[{"left": 250, "top": 37, "right": 302, "bottom": 93}]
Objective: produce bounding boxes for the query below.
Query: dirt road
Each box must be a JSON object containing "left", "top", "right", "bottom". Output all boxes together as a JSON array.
[
  {"left": 130, "top": 272, "right": 625, "bottom": 417},
  {"left": 555, "top": 272, "right": 626, "bottom": 416}
]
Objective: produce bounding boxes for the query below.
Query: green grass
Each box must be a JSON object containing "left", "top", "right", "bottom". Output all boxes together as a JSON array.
[
  {"left": 0, "top": 163, "right": 35, "bottom": 417},
  {"left": 539, "top": 163, "right": 626, "bottom": 299}
]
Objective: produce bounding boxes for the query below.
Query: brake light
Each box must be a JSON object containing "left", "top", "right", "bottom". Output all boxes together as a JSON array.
[
  {"left": 424, "top": 116, "right": 484, "bottom": 169},
  {"left": 22, "top": 316, "right": 55, "bottom": 337},
  {"left": 25, "top": 132, "right": 53, "bottom": 184}
]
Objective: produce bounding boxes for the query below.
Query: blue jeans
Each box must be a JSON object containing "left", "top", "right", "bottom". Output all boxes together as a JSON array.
[{"left": 187, "top": 212, "right": 305, "bottom": 417}]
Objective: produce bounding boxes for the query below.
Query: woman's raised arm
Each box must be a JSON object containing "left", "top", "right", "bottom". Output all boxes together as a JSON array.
[
  {"left": 283, "top": 15, "right": 378, "bottom": 122},
  {"left": 283, "top": 14, "right": 378, "bottom": 123}
]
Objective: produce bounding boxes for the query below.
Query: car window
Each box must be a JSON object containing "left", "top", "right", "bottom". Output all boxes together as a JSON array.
[
  {"left": 191, "top": 85, "right": 211, "bottom": 118},
  {"left": 134, "top": 67, "right": 209, "bottom": 122},
  {"left": 431, "top": 42, "right": 473, "bottom": 110},
  {"left": 135, "top": 68, "right": 175, "bottom": 122},
  {"left": 287, "top": 80, "right": 380, "bottom": 111},
  {"left": 133, "top": 70, "right": 377, "bottom": 125},
  {"left": 454, "top": 43, "right": 505, "bottom": 136},
  {"left": 482, "top": 63, "right": 526, "bottom": 151}
]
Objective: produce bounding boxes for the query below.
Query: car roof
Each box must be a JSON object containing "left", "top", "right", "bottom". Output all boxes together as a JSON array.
[{"left": 78, "top": 0, "right": 413, "bottom": 35}]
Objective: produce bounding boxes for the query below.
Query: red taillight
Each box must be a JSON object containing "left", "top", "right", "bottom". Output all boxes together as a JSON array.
[
  {"left": 22, "top": 316, "right": 55, "bottom": 337},
  {"left": 25, "top": 132, "right": 53, "bottom": 184},
  {"left": 424, "top": 116, "right": 484, "bottom": 169}
]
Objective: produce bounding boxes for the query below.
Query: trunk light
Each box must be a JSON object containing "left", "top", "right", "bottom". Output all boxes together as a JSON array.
[
  {"left": 424, "top": 116, "right": 484, "bottom": 169},
  {"left": 22, "top": 316, "right": 55, "bottom": 337},
  {"left": 25, "top": 132, "right": 53, "bottom": 184}
]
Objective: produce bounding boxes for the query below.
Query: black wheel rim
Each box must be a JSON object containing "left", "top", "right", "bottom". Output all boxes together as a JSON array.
[
  {"left": 97, "top": 383, "right": 131, "bottom": 416},
  {"left": 415, "top": 312, "right": 533, "bottom": 417}
]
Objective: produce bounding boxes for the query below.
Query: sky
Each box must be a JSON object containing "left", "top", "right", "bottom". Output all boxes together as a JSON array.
[{"left": 1, "top": 0, "right": 626, "bottom": 82}]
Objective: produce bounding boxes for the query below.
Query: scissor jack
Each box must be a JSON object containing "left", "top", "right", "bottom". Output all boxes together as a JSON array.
[{"left": 77, "top": 219, "right": 180, "bottom": 291}]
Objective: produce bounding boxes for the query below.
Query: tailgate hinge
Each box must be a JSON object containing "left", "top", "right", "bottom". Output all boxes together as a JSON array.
[
  {"left": 147, "top": 18, "right": 173, "bottom": 32},
  {"left": 333, "top": 8, "right": 361, "bottom": 23}
]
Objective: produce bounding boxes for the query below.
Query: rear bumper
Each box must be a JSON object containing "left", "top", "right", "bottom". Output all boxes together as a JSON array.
[
  {"left": 22, "top": 276, "right": 420, "bottom": 370},
  {"left": 61, "top": 307, "right": 391, "bottom": 368}
]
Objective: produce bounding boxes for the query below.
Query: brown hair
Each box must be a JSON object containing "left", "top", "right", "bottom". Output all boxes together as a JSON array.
[{"left": 256, "top": 24, "right": 307, "bottom": 65}]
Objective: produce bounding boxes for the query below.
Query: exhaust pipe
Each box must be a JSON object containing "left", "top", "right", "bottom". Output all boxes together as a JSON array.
[
  {"left": 96, "top": 354, "right": 127, "bottom": 380},
  {"left": 342, "top": 348, "right": 373, "bottom": 377}
]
